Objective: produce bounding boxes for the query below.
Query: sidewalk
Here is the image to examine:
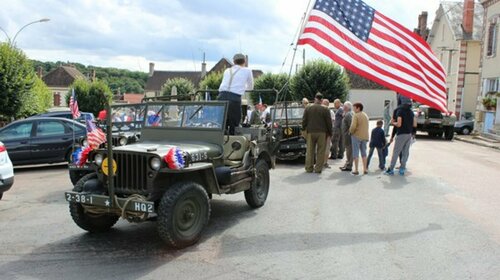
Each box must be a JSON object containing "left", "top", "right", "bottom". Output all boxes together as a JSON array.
[{"left": 454, "top": 134, "right": 500, "bottom": 151}]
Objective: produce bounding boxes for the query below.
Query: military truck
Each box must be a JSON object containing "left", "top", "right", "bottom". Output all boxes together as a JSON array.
[
  {"left": 271, "top": 104, "right": 307, "bottom": 160},
  {"left": 68, "top": 104, "right": 145, "bottom": 185},
  {"left": 414, "top": 105, "right": 456, "bottom": 140},
  {"left": 65, "top": 101, "right": 275, "bottom": 249}
]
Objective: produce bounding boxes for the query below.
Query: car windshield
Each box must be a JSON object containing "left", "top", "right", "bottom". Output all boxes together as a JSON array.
[
  {"left": 272, "top": 107, "right": 305, "bottom": 120},
  {"left": 110, "top": 104, "right": 146, "bottom": 132},
  {"left": 144, "top": 103, "right": 225, "bottom": 130}
]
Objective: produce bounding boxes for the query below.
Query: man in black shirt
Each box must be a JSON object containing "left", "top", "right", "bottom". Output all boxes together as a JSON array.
[{"left": 385, "top": 101, "right": 416, "bottom": 176}]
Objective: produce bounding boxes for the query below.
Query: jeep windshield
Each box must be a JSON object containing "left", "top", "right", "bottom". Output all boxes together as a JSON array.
[
  {"left": 145, "top": 103, "right": 225, "bottom": 130},
  {"left": 272, "top": 107, "right": 305, "bottom": 120},
  {"left": 110, "top": 104, "right": 146, "bottom": 132}
]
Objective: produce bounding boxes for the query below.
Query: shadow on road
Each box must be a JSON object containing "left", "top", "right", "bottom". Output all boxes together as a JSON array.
[
  {"left": 382, "top": 175, "right": 410, "bottom": 190},
  {"left": 220, "top": 223, "right": 443, "bottom": 257},
  {"left": 0, "top": 199, "right": 256, "bottom": 280}
]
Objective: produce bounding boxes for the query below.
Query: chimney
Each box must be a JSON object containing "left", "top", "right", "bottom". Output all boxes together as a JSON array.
[
  {"left": 201, "top": 52, "right": 207, "bottom": 78},
  {"left": 414, "top": 11, "right": 429, "bottom": 40},
  {"left": 149, "top": 62, "right": 155, "bottom": 77},
  {"left": 462, "top": 0, "right": 474, "bottom": 36},
  {"left": 37, "top": 66, "right": 43, "bottom": 78}
]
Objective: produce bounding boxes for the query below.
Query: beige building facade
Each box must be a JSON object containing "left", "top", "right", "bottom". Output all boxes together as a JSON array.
[
  {"left": 478, "top": 0, "right": 500, "bottom": 136},
  {"left": 427, "top": 0, "right": 483, "bottom": 119}
]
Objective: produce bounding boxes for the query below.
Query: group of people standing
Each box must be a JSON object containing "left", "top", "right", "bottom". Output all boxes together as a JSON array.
[{"left": 302, "top": 93, "right": 417, "bottom": 176}]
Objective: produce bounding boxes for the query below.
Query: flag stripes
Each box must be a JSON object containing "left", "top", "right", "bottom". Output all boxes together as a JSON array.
[{"left": 298, "top": 2, "right": 448, "bottom": 112}]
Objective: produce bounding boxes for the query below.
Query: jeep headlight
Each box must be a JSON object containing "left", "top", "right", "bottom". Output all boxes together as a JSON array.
[
  {"left": 119, "top": 137, "right": 128, "bottom": 146},
  {"left": 94, "top": 153, "right": 104, "bottom": 166},
  {"left": 150, "top": 157, "right": 161, "bottom": 171}
]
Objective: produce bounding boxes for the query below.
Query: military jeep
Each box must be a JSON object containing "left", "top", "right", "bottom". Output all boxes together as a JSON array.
[
  {"left": 65, "top": 101, "right": 275, "bottom": 249},
  {"left": 68, "top": 104, "right": 145, "bottom": 185},
  {"left": 414, "top": 105, "right": 456, "bottom": 140},
  {"left": 271, "top": 104, "right": 306, "bottom": 160}
]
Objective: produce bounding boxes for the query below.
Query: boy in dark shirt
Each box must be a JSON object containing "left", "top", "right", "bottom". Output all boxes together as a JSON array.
[{"left": 367, "top": 120, "right": 387, "bottom": 170}]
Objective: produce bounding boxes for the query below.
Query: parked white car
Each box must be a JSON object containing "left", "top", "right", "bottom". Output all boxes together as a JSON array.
[{"left": 0, "top": 141, "right": 14, "bottom": 200}]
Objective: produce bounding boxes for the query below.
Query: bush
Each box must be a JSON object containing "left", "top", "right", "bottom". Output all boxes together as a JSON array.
[
  {"left": 161, "top": 78, "right": 195, "bottom": 101},
  {"left": 290, "top": 59, "right": 349, "bottom": 101},
  {"left": 251, "top": 73, "right": 290, "bottom": 105},
  {"left": 66, "top": 79, "right": 113, "bottom": 116},
  {"left": 199, "top": 71, "right": 223, "bottom": 100},
  {"left": 17, "top": 76, "right": 53, "bottom": 118}
]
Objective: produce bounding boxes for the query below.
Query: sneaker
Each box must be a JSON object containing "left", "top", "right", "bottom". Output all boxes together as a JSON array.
[
  {"left": 384, "top": 169, "right": 394, "bottom": 175},
  {"left": 399, "top": 167, "right": 406, "bottom": 176}
]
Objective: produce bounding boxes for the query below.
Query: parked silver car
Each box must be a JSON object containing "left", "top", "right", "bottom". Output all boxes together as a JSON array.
[
  {"left": 454, "top": 119, "right": 475, "bottom": 135},
  {"left": 0, "top": 141, "right": 14, "bottom": 200}
]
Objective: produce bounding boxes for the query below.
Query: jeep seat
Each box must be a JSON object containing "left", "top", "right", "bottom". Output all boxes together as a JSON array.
[{"left": 223, "top": 135, "right": 249, "bottom": 166}]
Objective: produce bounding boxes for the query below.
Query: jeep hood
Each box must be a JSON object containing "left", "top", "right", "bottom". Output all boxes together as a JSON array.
[{"left": 113, "top": 141, "right": 222, "bottom": 159}]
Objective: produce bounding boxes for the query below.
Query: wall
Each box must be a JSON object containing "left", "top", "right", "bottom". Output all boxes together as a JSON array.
[
  {"left": 48, "top": 86, "right": 69, "bottom": 107},
  {"left": 481, "top": 3, "right": 500, "bottom": 80},
  {"left": 462, "top": 41, "right": 482, "bottom": 118},
  {"left": 428, "top": 12, "right": 461, "bottom": 112},
  {"left": 347, "top": 89, "right": 397, "bottom": 119}
]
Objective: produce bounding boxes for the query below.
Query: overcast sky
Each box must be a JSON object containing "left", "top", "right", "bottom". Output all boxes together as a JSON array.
[{"left": 0, "top": 0, "right": 446, "bottom": 73}]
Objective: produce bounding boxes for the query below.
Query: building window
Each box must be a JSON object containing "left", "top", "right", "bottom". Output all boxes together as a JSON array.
[
  {"left": 487, "top": 22, "right": 497, "bottom": 57},
  {"left": 485, "top": 78, "right": 499, "bottom": 94}
]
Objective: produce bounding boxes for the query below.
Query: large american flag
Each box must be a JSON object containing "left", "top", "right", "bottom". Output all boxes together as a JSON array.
[
  {"left": 298, "top": 0, "right": 448, "bottom": 112},
  {"left": 85, "top": 119, "right": 106, "bottom": 148},
  {"left": 69, "top": 88, "right": 81, "bottom": 119}
]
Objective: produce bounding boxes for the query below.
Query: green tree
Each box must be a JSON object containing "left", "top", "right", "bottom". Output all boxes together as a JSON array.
[
  {"left": 251, "top": 73, "right": 290, "bottom": 105},
  {"left": 199, "top": 71, "right": 223, "bottom": 100},
  {"left": 66, "top": 79, "right": 113, "bottom": 116},
  {"left": 290, "top": 59, "right": 349, "bottom": 101},
  {"left": 17, "top": 76, "right": 53, "bottom": 118},
  {"left": 161, "top": 78, "right": 195, "bottom": 101},
  {"left": 0, "top": 43, "right": 35, "bottom": 119}
]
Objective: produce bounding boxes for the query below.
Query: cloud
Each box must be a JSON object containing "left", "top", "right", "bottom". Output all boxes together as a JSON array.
[{"left": 0, "top": 0, "right": 444, "bottom": 73}]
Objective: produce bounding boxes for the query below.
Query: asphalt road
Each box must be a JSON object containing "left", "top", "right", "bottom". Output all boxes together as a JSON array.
[{"left": 1, "top": 136, "right": 500, "bottom": 280}]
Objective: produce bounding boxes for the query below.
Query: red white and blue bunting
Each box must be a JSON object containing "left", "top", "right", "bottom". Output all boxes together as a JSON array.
[{"left": 163, "top": 147, "right": 185, "bottom": 170}]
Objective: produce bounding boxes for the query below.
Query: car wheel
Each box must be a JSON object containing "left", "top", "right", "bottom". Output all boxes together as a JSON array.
[
  {"left": 69, "top": 173, "right": 119, "bottom": 232},
  {"left": 157, "top": 181, "right": 210, "bottom": 249},
  {"left": 245, "top": 159, "right": 270, "bottom": 208},
  {"left": 0, "top": 192, "right": 3, "bottom": 200},
  {"left": 69, "top": 169, "right": 92, "bottom": 186},
  {"left": 460, "top": 126, "right": 472, "bottom": 135}
]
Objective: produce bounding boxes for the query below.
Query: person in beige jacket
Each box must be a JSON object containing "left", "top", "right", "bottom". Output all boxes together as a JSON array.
[{"left": 349, "top": 103, "right": 370, "bottom": 175}]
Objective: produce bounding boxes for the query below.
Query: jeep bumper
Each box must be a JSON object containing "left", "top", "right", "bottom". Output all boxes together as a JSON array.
[{"left": 64, "top": 191, "right": 155, "bottom": 213}]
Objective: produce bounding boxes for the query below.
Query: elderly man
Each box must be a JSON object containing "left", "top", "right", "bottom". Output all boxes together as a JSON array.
[
  {"left": 340, "top": 101, "right": 354, "bottom": 171},
  {"left": 218, "top": 53, "right": 254, "bottom": 135},
  {"left": 330, "top": 99, "right": 344, "bottom": 159},
  {"left": 302, "top": 98, "right": 309, "bottom": 108},
  {"left": 302, "top": 93, "right": 333, "bottom": 173}
]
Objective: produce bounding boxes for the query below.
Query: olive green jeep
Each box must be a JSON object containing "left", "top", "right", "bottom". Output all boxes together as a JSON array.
[{"left": 65, "top": 101, "right": 275, "bottom": 249}]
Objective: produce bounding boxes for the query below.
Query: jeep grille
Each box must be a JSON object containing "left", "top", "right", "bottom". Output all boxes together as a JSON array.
[{"left": 113, "top": 152, "right": 148, "bottom": 193}]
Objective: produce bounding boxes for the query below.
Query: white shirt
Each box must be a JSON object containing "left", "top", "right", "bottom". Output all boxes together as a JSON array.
[{"left": 218, "top": 65, "right": 254, "bottom": 96}]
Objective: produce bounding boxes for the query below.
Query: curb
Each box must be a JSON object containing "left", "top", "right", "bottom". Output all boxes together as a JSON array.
[{"left": 454, "top": 136, "right": 500, "bottom": 151}]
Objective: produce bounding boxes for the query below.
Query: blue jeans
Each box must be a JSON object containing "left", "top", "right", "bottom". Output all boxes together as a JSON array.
[
  {"left": 351, "top": 136, "right": 367, "bottom": 159},
  {"left": 367, "top": 147, "right": 386, "bottom": 170}
]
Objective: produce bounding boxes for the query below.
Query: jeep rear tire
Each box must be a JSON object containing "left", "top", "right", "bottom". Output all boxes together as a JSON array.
[
  {"left": 245, "top": 160, "right": 270, "bottom": 208},
  {"left": 69, "top": 173, "right": 119, "bottom": 232},
  {"left": 157, "top": 182, "right": 210, "bottom": 249},
  {"left": 444, "top": 126, "right": 454, "bottom": 140}
]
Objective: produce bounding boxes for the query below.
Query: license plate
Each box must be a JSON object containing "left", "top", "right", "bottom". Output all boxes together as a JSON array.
[
  {"left": 66, "top": 193, "right": 94, "bottom": 204},
  {"left": 64, "top": 191, "right": 155, "bottom": 213}
]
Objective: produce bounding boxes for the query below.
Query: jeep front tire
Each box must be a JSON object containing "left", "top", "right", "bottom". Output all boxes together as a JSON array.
[
  {"left": 245, "top": 159, "right": 270, "bottom": 208},
  {"left": 157, "top": 181, "right": 210, "bottom": 249},
  {"left": 69, "top": 173, "right": 119, "bottom": 232}
]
